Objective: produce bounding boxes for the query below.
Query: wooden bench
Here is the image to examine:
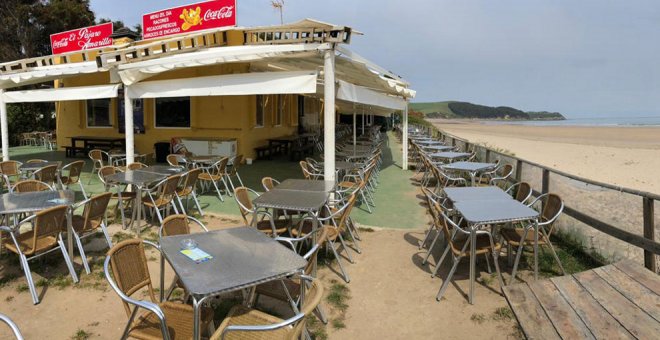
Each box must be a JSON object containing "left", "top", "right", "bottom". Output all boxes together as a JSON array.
[
  {"left": 64, "top": 146, "right": 87, "bottom": 158},
  {"left": 254, "top": 145, "right": 274, "bottom": 160}
]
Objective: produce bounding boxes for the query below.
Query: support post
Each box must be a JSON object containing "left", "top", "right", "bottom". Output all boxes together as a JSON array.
[
  {"left": 322, "top": 48, "right": 336, "bottom": 183},
  {"left": 515, "top": 159, "right": 523, "bottom": 182},
  {"left": 124, "top": 88, "right": 135, "bottom": 165},
  {"left": 643, "top": 197, "right": 656, "bottom": 272},
  {"left": 352, "top": 104, "right": 356, "bottom": 152},
  {"left": 542, "top": 169, "right": 550, "bottom": 195},
  {"left": 361, "top": 108, "right": 365, "bottom": 135},
  {"left": 0, "top": 90, "right": 8, "bottom": 161},
  {"left": 402, "top": 102, "right": 409, "bottom": 169}
]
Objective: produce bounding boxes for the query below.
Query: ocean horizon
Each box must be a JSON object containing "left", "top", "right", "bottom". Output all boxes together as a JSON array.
[{"left": 482, "top": 115, "right": 660, "bottom": 127}]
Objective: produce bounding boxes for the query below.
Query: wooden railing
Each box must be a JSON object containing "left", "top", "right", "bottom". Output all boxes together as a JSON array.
[{"left": 408, "top": 124, "right": 659, "bottom": 272}]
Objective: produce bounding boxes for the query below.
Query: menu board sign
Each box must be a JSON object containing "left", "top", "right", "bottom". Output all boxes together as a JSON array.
[{"left": 142, "top": 0, "right": 237, "bottom": 40}]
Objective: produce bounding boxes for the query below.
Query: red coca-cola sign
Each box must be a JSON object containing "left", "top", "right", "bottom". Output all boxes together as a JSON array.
[
  {"left": 50, "top": 22, "right": 114, "bottom": 55},
  {"left": 142, "top": 0, "right": 236, "bottom": 40}
]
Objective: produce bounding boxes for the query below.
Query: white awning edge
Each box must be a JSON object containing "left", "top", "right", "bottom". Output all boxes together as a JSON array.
[
  {"left": 127, "top": 71, "right": 318, "bottom": 99},
  {"left": 337, "top": 79, "right": 406, "bottom": 111},
  {"left": 2, "top": 84, "right": 120, "bottom": 103},
  {"left": 0, "top": 61, "right": 103, "bottom": 90},
  {"left": 119, "top": 44, "right": 325, "bottom": 85}
]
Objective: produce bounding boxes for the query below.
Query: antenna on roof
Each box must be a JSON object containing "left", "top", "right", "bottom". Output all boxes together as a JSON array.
[{"left": 271, "top": 0, "right": 284, "bottom": 25}]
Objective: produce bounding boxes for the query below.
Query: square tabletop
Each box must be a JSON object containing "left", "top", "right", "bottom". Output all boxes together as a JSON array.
[
  {"left": 136, "top": 165, "right": 185, "bottom": 176},
  {"left": 160, "top": 227, "right": 307, "bottom": 297},
  {"left": 336, "top": 150, "right": 372, "bottom": 158},
  {"left": 335, "top": 161, "right": 359, "bottom": 171},
  {"left": 253, "top": 189, "right": 329, "bottom": 212},
  {"left": 416, "top": 140, "right": 444, "bottom": 145},
  {"left": 423, "top": 145, "right": 454, "bottom": 151},
  {"left": 429, "top": 152, "right": 471, "bottom": 160},
  {"left": 454, "top": 199, "right": 539, "bottom": 225},
  {"left": 442, "top": 161, "right": 497, "bottom": 172},
  {"left": 444, "top": 186, "right": 512, "bottom": 202},
  {"left": 0, "top": 190, "right": 75, "bottom": 215},
  {"left": 277, "top": 179, "right": 336, "bottom": 192},
  {"left": 20, "top": 161, "right": 62, "bottom": 171},
  {"left": 105, "top": 170, "right": 166, "bottom": 186}
]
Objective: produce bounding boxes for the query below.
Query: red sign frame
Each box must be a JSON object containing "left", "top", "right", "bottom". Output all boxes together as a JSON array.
[
  {"left": 50, "top": 22, "right": 114, "bottom": 55},
  {"left": 142, "top": 0, "right": 237, "bottom": 40}
]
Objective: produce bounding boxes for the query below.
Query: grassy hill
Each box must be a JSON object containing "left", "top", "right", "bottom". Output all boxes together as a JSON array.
[{"left": 410, "top": 101, "right": 565, "bottom": 120}]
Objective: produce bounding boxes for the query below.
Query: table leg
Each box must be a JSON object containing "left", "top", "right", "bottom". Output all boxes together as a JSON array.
[
  {"left": 67, "top": 209, "right": 74, "bottom": 260},
  {"left": 136, "top": 187, "right": 143, "bottom": 234},
  {"left": 509, "top": 226, "right": 529, "bottom": 285},
  {"left": 470, "top": 172, "right": 476, "bottom": 186},
  {"left": 193, "top": 297, "right": 201, "bottom": 340},
  {"left": 469, "top": 225, "right": 476, "bottom": 304}
]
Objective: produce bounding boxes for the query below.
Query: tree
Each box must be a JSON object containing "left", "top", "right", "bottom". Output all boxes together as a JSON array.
[{"left": 0, "top": 0, "right": 96, "bottom": 144}]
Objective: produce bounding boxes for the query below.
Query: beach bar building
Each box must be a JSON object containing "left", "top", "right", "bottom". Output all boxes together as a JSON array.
[{"left": 0, "top": 15, "right": 415, "bottom": 181}]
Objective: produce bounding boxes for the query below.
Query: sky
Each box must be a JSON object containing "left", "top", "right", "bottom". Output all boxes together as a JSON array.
[{"left": 90, "top": 0, "right": 660, "bottom": 118}]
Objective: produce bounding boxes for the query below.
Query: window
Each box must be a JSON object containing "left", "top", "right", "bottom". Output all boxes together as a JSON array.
[
  {"left": 275, "top": 95, "right": 285, "bottom": 126},
  {"left": 155, "top": 97, "right": 191, "bottom": 128},
  {"left": 86, "top": 99, "right": 111, "bottom": 127},
  {"left": 255, "top": 95, "right": 266, "bottom": 127},
  {"left": 118, "top": 98, "right": 145, "bottom": 134}
]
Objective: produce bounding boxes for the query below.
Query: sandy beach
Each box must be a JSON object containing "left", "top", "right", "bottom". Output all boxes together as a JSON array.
[{"left": 429, "top": 119, "right": 660, "bottom": 194}]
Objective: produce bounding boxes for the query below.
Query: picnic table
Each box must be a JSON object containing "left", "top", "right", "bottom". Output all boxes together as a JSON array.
[
  {"left": 504, "top": 260, "right": 660, "bottom": 339},
  {"left": 66, "top": 136, "right": 125, "bottom": 157},
  {"left": 160, "top": 227, "right": 307, "bottom": 340}
]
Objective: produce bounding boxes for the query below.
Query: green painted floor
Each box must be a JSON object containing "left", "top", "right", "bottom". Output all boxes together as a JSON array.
[{"left": 7, "top": 133, "right": 427, "bottom": 230}]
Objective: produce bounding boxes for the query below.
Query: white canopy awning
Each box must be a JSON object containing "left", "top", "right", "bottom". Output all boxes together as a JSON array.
[
  {"left": 337, "top": 80, "right": 406, "bottom": 111},
  {"left": 0, "top": 61, "right": 104, "bottom": 90},
  {"left": 2, "top": 84, "right": 120, "bottom": 103},
  {"left": 118, "top": 44, "right": 324, "bottom": 85},
  {"left": 127, "top": 71, "right": 318, "bottom": 99}
]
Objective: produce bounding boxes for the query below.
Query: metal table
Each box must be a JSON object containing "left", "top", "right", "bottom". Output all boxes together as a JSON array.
[
  {"left": 443, "top": 186, "right": 512, "bottom": 202},
  {"left": 184, "top": 155, "right": 223, "bottom": 167},
  {"left": 442, "top": 161, "right": 497, "bottom": 185},
  {"left": 105, "top": 170, "right": 168, "bottom": 231},
  {"left": 276, "top": 179, "right": 335, "bottom": 192},
  {"left": 423, "top": 145, "right": 454, "bottom": 152},
  {"left": 415, "top": 140, "right": 444, "bottom": 146},
  {"left": 0, "top": 190, "right": 76, "bottom": 262},
  {"left": 137, "top": 165, "right": 184, "bottom": 176},
  {"left": 429, "top": 151, "right": 471, "bottom": 163},
  {"left": 335, "top": 161, "right": 359, "bottom": 172},
  {"left": 160, "top": 227, "right": 307, "bottom": 339},
  {"left": 19, "top": 161, "right": 62, "bottom": 172},
  {"left": 453, "top": 199, "right": 539, "bottom": 304},
  {"left": 336, "top": 150, "right": 372, "bottom": 161}
]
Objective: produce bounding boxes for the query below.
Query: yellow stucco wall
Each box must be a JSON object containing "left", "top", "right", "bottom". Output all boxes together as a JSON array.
[{"left": 55, "top": 30, "right": 301, "bottom": 161}]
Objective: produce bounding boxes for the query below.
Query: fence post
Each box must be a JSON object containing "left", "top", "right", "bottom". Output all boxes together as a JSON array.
[
  {"left": 643, "top": 197, "right": 656, "bottom": 272},
  {"left": 516, "top": 160, "right": 523, "bottom": 182},
  {"left": 485, "top": 149, "right": 490, "bottom": 163},
  {"left": 542, "top": 169, "right": 550, "bottom": 195}
]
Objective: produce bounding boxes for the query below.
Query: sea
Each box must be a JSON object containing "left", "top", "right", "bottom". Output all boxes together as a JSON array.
[{"left": 483, "top": 115, "right": 660, "bottom": 127}]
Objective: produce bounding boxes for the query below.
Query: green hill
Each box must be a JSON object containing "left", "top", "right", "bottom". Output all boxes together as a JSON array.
[{"left": 410, "top": 101, "right": 565, "bottom": 120}]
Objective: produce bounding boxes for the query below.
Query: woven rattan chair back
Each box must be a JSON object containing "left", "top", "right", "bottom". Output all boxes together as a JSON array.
[
  {"left": 107, "top": 239, "right": 156, "bottom": 316},
  {"left": 26, "top": 159, "right": 46, "bottom": 163},
  {"left": 261, "top": 177, "right": 276, "bottom": 191},
  {"left": 542, "top": 194, "right": 563, "bottom": 235},
  {"left": 299, "top": 161, "right": 312, "bottom": 180},
  {"left": 230, "top": 154, "right": 243, "bottom": 176},
  {"left": 79, "top": 193, "right": 112, "bottom": 233},
  {"left": 336, "top": 194, "right": 357, "bottom": 233},
  {"left": 64, "top": 160, "right": 85, "bottom": 184},
  {"left": 127, "top": 162, "right": 147, "bottom": 171},
  {"left": 12, "top": 180, "right": 51, "bottom": 193},
  {"left": 233, "top": 187, "right": 254, "bottom": 224},
  {"left": 166, "top": 154, "right": 180, "bottom": 166},
  {"left": 303, "top": 227, "right": 330, "bottom": 275},
  {"left": 291, "top": 278, "right": 325, "bottom": 338},
  {"left": 89, "top": 149, "right": 103, "bottom": 162},
  {"left": 34, "top": 165, "right": 58, "bottom": 183},
  {"left": 0, "top": 161, "right": 21, "bottom": 176},
  {"left": 97, "top": 166, "right": 117, "bottom": 185},
  {"left": 515, "top": 182, "right": 532, "bottom": 203},
  {"left": 161, "top": 214, "right": 191, "bottom": 236},
  {"left": 152, "top": 175, "right": 181, "bottom": 206},
  {"left": 29, "top": 205, "right": 68, "bottom": 253},
  {"left": 179, "top": 168, "right": 201, "bottom": 195}
]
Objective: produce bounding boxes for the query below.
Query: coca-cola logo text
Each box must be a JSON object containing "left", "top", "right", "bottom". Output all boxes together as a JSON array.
[{"left": 203, "top": 6, "right": 234, "bottom": 21}]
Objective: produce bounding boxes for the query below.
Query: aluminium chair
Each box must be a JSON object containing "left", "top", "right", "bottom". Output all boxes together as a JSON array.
[
  {"left": 88, "top": 149, "right": 109, "bottom": 184},
  {"left": 104, "top": 239, "right": 213, "bottom": 340},
  {"left": 261, "top": 176, "right": 280, "bottom": 192},
  {"left": 98, "top": 166, "right": 136, "bottom": 230},
  {"left": 210, "top": 275, "right": 324, "bottom": 340},
  {"left": 233, "top": 187, "right": 290, "bottom": 237},
  {"left": 433, "top": 204, "right": 504, "bottom": 302},
  {"left": 58, "top": 160, "right": 87, "bottom": 199},
  {"left": 0, "top": 313, "right": 24, "bottom": 340},
  {"left": 166, "top": 154, "right": 181, "bottom": 167},
  {"left": 501, "top": 193, "right": 566, "bottom": 281},
  {"left": 70, "top": 192, "right": 113, "bottom": 274},
  {"left": 0, "top": 161, "right": 22, "bottom": 191},
  {"left": 0, "top": 205, "right": 79, "bottom": 304},
  {"left": 31, "top": 164, "right": 58, "bottom": 188},
  {"left": 11, "top": 180, "right": 53, "bottom": 193},
  {"left": 142, "top": 175, "right": 181, "bottom": 225},
  {"left": 175, "top": 168, "right": 204, "bottom": 216},
  {"left": 226, "top": 154, "right": 245, "bottom": 192},
  {"left": 505, "top": 182, "right": 532, "bottom": 204},
  {"left": 198, "top": 157, "right": 231, "bottom": 201}
]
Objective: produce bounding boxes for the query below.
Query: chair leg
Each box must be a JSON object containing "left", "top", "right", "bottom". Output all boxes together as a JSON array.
[
  {"left": 348, "top": 217, "right": 361, "bottom": 241},
  {"left": 484, "top": 253, "right": 492, "bottom": 274},
  {"left": 431, "top": 243, "right": 452, "bottom": 278},
  {"left": 359, "top": 191, "right": 372, "bottom": 213},
  {"left": 422, "top": 230, "right": 442, "bottom": 265},
  {"left": 542, "top": 232, "right": 566, "bottom": 275},
  {"left": 336, "top": 233, "right": 354, "bottom": 264},
  {"left": 100, "top": 222, "right": 113, "bottom": 248},
  {"left": 510, "top": 228, "right": 530, "bottom": 285},
  {"left": 210, "top": 180, "right": 224, "bottom": 202},
  {"left": 490, "top": 246, "right": 505, "bottom": 293},
  {"left": 235, "top": 173, "right": 244, "bottom": 187},
  {"left": 220, "top": 176, "right": 232, "bottom": 197},
  {"left": 191, "top": 191, "right": 204, "bottom": 216},
  {"left": 58, "top": 234, "right": 79, "bottom": 284},
  {"left": 345, "top": 222, "right": 361, "bottom": 254},
  {"left": 73, "top": 232, "right": 91, "bottom": 274},
  {"left": 227, "top": 175, "right": 236, "bottom": 193},
  {"left": 176, "top": 195, "right": 186, "bottom": 215},
  {"left": 328, "top": 240, "right": 350, "bottom": 283},
  {"left": 19, "top": 254, "right": 39, "bottom": 304},
  {"left": 419, "top": 224, "right": 434, "bottom": 250},
  {"left": 78, "top": 182, "right": 88, "bottom": 200},
  {"left": 507, "top": 243, "right": 513, "bottom": 267},
  {"left": 436, "top": 254, "right": 463, "bottom": 301}
]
